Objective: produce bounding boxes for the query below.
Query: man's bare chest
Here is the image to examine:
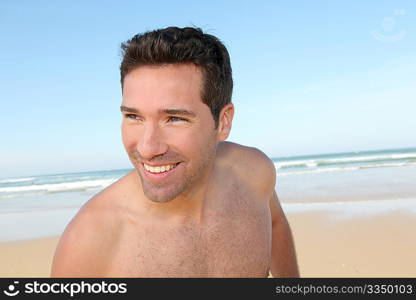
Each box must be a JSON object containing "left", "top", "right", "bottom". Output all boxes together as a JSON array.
[{"left": 106, "top": 203, "right": 272, "bottom": 277}]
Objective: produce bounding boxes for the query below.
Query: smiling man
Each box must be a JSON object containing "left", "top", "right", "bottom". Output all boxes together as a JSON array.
[{"left": 51, "top": 27, "right": 299, "bottom": 277}]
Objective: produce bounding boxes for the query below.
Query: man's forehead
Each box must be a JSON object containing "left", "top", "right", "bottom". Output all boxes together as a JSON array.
[
  {"left": 121, "top": 64, "right": 207, "bottom": 116},
  {"left": 123, "top": 63, "right": 202, "bottom": 85},
  {"left": 123, "top": 64, "right": 203, "bottom": 97}
]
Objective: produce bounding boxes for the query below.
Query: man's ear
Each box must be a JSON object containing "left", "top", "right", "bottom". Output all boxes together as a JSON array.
[{"left": 217, "top": 103, "right": 234, "bottom": 141}]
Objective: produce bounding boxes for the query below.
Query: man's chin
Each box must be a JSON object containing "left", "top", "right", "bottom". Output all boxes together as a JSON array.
[
  {"left": 140, "top": 179, "right": 182, "bottom": 203},
  {"left": 143, "top": 187, "right": 179, "bottom": 203}
]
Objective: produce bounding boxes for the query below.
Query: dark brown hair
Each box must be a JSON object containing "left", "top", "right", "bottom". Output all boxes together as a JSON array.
[{"left": 120, "top": 27, "right": 233, "bottom": 127}]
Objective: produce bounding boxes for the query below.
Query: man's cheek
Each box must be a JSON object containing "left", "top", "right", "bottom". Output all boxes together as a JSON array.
[{"left": 122, "top": 132, "right": 137, "bottom": 149}]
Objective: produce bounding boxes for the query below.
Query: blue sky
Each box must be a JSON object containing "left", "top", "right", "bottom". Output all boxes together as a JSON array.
[{"left": 1, "top": 0, "right": 415, "bottom": 177}]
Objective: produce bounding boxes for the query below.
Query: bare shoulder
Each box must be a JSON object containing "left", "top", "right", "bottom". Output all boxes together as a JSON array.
[
  {"left": 51, "top": 172, "right": 133, "bottom": 277},
  {"left": 217, "top": 141, "right": 276, "bottom": 196}
]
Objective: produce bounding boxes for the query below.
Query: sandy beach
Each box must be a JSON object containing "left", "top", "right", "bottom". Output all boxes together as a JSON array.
[
  {"left": 0, "top": 236, "right": 59, "bottom": 277},
  {"left": 288, "top": 209, "right": 416, "bottom": 277},
  {"left": 1, "top": 205, "right": 415, "bottom": 277}
]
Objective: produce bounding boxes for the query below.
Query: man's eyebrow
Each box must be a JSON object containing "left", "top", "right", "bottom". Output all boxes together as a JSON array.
[
  {"left": 120, "top": 105, "right": 139, "bottom": 113},
  {"left": 162, "top": 109, "right": 196, "bottom": 118},
  {"left": 120, "top": 106, "right": 196, "bottom": 117}
]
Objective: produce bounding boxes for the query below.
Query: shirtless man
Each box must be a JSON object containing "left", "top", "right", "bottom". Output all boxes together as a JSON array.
[{"left": 51, "top": 27, "right": 299, "bottom": 277}]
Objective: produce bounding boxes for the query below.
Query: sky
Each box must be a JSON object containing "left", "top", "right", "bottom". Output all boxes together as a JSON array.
[{"left": 1, "top": 0, "right": 415, "bottom": 178}]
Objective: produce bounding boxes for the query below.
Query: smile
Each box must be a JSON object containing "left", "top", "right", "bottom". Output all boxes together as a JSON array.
[{"left": 143, "top": 163, "right": 180, "bottom": 174}]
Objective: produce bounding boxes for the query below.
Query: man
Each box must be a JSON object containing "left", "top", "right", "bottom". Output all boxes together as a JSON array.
[{"left": 51, "top": 27, "right": 299, "bottom": 277}]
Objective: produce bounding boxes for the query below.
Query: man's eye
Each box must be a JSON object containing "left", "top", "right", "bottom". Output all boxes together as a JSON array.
[
  {"left": 125, "top": 114, "right": 139, "bottom": 120},
  {"left": 168, "top": 116, "right": 188, "bottom": 122}
]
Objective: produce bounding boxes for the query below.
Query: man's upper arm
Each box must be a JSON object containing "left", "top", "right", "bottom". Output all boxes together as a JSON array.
[
  {"left": 269, "top": 187, "right": 300, "bottom": 277},
  {"left": 241, "top": 146, "right": 299, "bottom": 276},
  {"left": 51, "top": 206, "right": 105, "bottom": 277}
]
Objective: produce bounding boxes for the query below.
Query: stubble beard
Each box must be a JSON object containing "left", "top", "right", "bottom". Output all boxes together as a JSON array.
[{"left": 129, "top": 139, "right": 217, "bottom": 203}]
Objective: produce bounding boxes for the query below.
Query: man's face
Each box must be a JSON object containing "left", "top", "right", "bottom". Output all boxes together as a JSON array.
[{"left": 121, "top": 64, "right": 219, "bottom": 203}]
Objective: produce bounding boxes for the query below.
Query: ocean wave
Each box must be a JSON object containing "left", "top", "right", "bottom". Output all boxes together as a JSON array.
[
  {"left": 0, "top": 191, "right": 60, "bottom": 199},
  {"left": 276, "top": 161, "right": 416, "bottom": 176},
  {"left": 0, "top": 178, "right": 116, "bottom": 195},
  {"left": 391, "top": 153, "right": 416, "bottom": 159},
  {"left": 274, "top": 152, "right": 416, "bottom": 169},
  {"left": 277, "top": 166, "right": 360, "bottom": 176},
  {"left": 358, "top": 162, "right": 409, "bottom": 169},
  {"left": 275, "top": 160, "right": 318, "bottom": 168},
  {"left": 0, "top": 177, "right": 35, "bottom": 184}
]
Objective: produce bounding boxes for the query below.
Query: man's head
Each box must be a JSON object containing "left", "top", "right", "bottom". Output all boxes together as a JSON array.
[
  {"left": 119, "top": 27, "right": 234, "bottom": 204},
  {"left": 120, "top": 26, "right": 233, "bottom": 128}
]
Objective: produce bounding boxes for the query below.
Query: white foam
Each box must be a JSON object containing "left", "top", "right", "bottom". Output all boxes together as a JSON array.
[
  {"left": 275, "top": 160, "right": 317, "bottom": 168},
  {"left": 359, "top": 162, "right": 408, "bottom": 169},
  {"left": 0, "top": 178, "right": 116, "bottom": 194},
  {"left": 391, "top": 153, "right": 416, "bottom": 159},
  {"left": 315, "top": 153, "right": 416, "bottom": 165},
  {"left": 277, "top": 166, "right": 360, "bottom": 176},
  {"left": 276, "top": 161, "right": 416, "bottom": 176},
  {"left": 274, "top": 152, "right": 416, "bottom": 170},
  {"left": 0, "top": 177, "right": 35, "bottom": 184}
]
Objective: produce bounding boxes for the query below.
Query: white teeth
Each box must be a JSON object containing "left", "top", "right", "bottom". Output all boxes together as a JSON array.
[{"left": 144, "top": 163, "right": 177, "bottom": 173}]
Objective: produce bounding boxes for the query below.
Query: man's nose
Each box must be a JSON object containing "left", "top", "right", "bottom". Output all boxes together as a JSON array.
[{"left": 136, "top": 123, "right": 168, "bottom": 160}]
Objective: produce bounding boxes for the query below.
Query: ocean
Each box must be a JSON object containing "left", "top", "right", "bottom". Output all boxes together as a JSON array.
[{"left": 1, "top": 147, "right": 415, "bottom": 241}]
